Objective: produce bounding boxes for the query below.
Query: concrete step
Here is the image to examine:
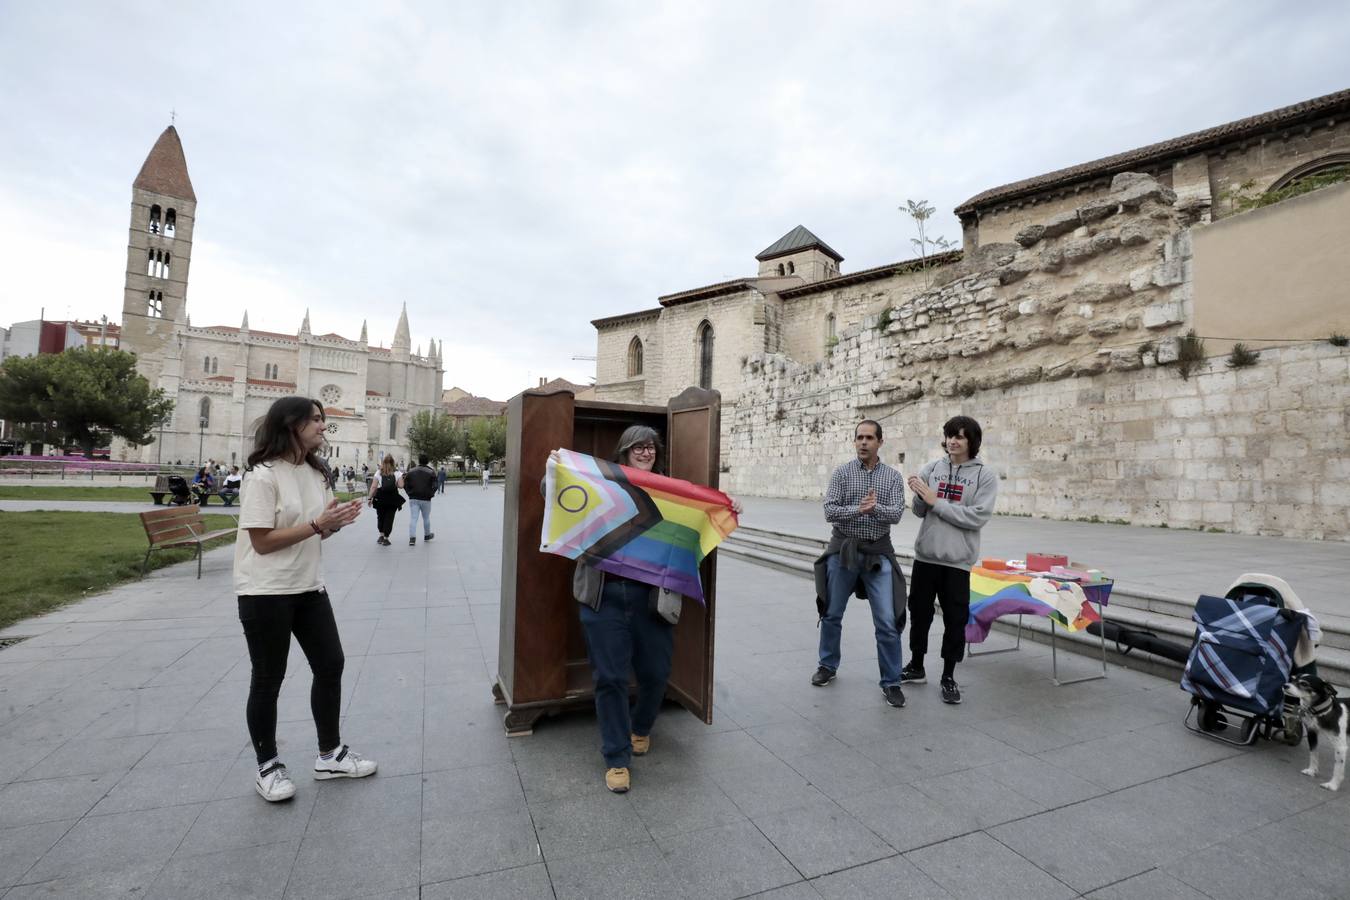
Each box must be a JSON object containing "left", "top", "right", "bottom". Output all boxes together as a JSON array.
[{"left": 721, "top": 525, "right": 1350, "bottom": 687}]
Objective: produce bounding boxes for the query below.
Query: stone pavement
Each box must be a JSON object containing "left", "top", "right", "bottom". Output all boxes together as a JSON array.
[
  {"left": 739, "top": 496, "right": 1350, "bottom": 624},
  {"left": 3, "top": 489, "right": 1350, "bottom": 898}
]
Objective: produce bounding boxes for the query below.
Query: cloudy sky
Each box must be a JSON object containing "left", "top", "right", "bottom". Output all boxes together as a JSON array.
[{"left": 2, "top": 2, "right": 1347, "bottom": 399}]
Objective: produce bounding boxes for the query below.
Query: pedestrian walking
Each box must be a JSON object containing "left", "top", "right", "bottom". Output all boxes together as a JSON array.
[
  {"left": 366, "top": 454, "right": 403, "bottom": 546},
  {"left": 481, "top": 466, "right": 490, "bottom": 489},
  {"left": 553, "top": 426, "right": 741, "bottom": 793},
  {"left": 811, "top": 419, "right": 909, "bottom": 708},
  {"left": 232, "top": 396, "right": 376, "bottom": 803},
  {"left": 903, "top": 415, "right": 998, "bottom": 705},
  {"left": 436, "top": 464, "right": 447, "bottom": 495},
  {"left": 399, "top": 454, "right": 437, "bottom": 546}
]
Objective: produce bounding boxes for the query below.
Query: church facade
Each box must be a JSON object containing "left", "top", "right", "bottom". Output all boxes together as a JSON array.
[{"left": 116, "top": 127, "right": 444, "bottom": 467}]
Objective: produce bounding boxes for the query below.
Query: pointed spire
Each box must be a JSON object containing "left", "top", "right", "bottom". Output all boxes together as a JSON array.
[
  {"left": 428, "top": 339, "right": 438, "bottom": 361},
  {"left": 416, "top": 343, "right": 423, "bottom": 358},
  {"left": 133, "top": 126, "right": 196, "bottom": 202},
  {"left": 300, "top": 308, "right": 311, "bottom": 335},
  {"left": 240, "top": 310, "right": 249, "bottom": 330},
  {"left": 392, "top": 303, "right": 411, "bottom": 351},
  {"left": 359, "top": 319, "right": 368, "bottom": 343}
]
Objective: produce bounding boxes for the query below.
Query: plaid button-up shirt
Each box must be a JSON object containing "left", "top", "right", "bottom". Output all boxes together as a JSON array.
[{"left": 823, "top": 457, "right": 905, "bottom": 541}]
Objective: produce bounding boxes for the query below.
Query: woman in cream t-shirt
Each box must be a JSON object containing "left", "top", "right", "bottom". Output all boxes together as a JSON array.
[{"left": 233, "top": 396, "right": 373, "bottom": 802}]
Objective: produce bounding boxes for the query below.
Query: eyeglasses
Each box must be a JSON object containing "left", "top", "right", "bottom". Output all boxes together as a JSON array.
[{"left": 628, "top": 443, "right": 657, "bottom": 455}]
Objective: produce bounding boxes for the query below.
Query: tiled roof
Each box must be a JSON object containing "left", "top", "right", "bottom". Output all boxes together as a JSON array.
[
  {"left": 317, "top": 332, "right": 356, "bottom": 342},
  {"left": 756, "top": 225, "right": 843, "bottom": 262},
  {"left": 591, "top": 308, "right": 662, "bottom": 328},
  {"left": 443, "top": 396, "right": 507, "bottom": 417},
  {"left": 778, "top": 250, "right": 964, "bottom": 299},
  {"left": 955, "top": 87, "right": 1350, "bottom": 215},
  {"left": 133, "top": 126, "right": 196, "bottom": 202},
  {"left": 247, "top": 378, "right": 296, "bottom": 388},
  {"left": 658, "top": 278, "right": 758, "bottom": 306},
  {"left": 537, "top": 378, "right": 589, "bottom": 394},
  {"left": 203, "top": 325, "right": 297, "bottom": 342},
  {"left": 323, "top": 406, "right": 358, "bottom": 418}
]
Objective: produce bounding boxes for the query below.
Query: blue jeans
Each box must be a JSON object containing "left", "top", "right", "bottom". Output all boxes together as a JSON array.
[
  {"left": 408, "top": 498, "right": 432, "bottom": 538},
  {"left": 579, "top": 578, "right": 674, "bottom": 768},
  {"left": 819, "top": 554, "right": 903, "bottom": 687}
]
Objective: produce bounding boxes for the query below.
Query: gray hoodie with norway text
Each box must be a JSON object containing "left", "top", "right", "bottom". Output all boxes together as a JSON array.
[{"left": 910, "top": 457, "right": 998, "bottom": 571}]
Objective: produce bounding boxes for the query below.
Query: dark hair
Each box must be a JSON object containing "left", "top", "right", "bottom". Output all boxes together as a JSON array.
[
  {"left": 612, "top": 424, "right": 663, "bottom": 473},
  {"left": 418, "top": 454, "right": 429, "bottom": 466},
  {"left": 943, "top": 415, "right": 982, "bottom": 458},
  {"left": 246, "top": 396, "right": 329, "bottom": 477},
  {"left": 854, "top": 419, "right": 883, "bottom": 440}
]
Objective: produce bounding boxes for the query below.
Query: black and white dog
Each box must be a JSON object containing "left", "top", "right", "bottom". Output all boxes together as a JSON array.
[{"left": 1284, "top": 673, "right": 1349, "bottom": 791}]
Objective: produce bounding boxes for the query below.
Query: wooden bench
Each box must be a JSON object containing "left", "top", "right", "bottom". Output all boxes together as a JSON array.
[{"left": 139, "top": 506, "right": 236, "bottom": 579}]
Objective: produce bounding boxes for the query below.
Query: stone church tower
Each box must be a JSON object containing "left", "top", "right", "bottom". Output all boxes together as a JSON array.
[{"left": 119, "top": 125, "right": 196, "bottom": 387}]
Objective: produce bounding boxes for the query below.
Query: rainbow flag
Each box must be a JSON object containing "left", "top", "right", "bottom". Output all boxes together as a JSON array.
[
  {"left": 540, "top": 449, "right": 738, "bottom": 602},
  {"left": 966, "top": 567, "right": 1101, "bottom": 643}
]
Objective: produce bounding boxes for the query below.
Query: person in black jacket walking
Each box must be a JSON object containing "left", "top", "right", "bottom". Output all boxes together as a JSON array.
[
  {"left": 400, "top": 454, "right": 438, "bottom": 546},
  {"left": 366, "top": 455, "right": 403, "bottom": 546}
]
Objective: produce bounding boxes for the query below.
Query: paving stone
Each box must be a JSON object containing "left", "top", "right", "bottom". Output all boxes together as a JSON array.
[
  {"left": 421, "top": 863, "right": 554, "bottom": 899},
  {"left": 627, "top": 772, "right": 745, "bottom": 838},
  {"left": 89, "top": 759, "right": 229, "bottom": 815},
  {"left": 146, "top": 840, "right": 297, "bottom": 899},
  {"left": 546, "top": 841, "right": 685, "bottom": 900},
  {"left": 0, "top": 820, "right": 74, "bottom": 888},
  {"left": 753, "top": 794, "right": 894, "bottom": 878},
  {"left": 4, "top": 861, "right": 165, "bottom": 898},
  {"left": 286, "top": 822, "right": 421, "bottom": 900},
  {"left": 657, "top": 820, "right": 799, "bottom": 899},
  {"left": 0, "top": 773, "right": 121, "bottom": 828},
  {"left": 709, "top": 755, "right": 826, "bottom": 818},
  {"left": 810, "top": 854, "right": 953, "bottom": 899},
  {"left": 22, "top": 803, "right": 202, "bottom": 883},
  {"left": 836, "top": 784, "right": 979, "bottom": 853},
  {"left": 1084, "top": 868, "right": 1214, "bottom": 899},
  {"left": 906, "top": 831, "right": 1076, "bottom": 899},
  {"left": 531, "top": 791, "right": 648, "bottom": 860},
  {"left": 175, "top": 791, "right": 319, "bottom": 857}
]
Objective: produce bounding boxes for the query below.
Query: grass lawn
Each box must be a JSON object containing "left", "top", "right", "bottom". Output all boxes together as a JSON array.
[
  {"left": 0, "top": 485, "right": 156, "bottom": 501},
  {"left": 0, "top": 511, "right": 238, "bottom": 631}
]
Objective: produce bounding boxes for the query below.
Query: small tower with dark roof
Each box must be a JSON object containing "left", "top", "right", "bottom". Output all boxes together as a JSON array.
[
  {"left": 120, "top": 125, "right": 197, "bottom": 384},
  {"left": 755, "top": 225, "right": 843, "bottom": 283}
]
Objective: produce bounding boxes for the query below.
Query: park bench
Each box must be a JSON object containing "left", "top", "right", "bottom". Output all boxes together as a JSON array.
[
  {"left": 148, "top": 474, "right": 235, "bottom": 506},
  {"left": 138, "top": 506, "right": 236, "bottom": 579}
]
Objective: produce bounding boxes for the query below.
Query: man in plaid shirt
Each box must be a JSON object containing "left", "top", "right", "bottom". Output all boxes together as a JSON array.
[{"left": 812, "top": 420, "right": 909, "bottom": 708}]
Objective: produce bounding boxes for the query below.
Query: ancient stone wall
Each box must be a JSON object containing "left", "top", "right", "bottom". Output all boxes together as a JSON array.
[
  {"left": 778, "top": 266, "right": 932, "bottom": 365},
  {"left": 723, "top": 173, "right": 1350, "bottom": 541}
]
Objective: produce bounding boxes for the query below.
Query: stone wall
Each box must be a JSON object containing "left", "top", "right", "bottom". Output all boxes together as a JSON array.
[{"left": 722, "top": 173, "right": 1350, "bottom": 541}]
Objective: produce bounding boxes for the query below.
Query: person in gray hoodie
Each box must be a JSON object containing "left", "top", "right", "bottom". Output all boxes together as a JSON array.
[{"left": 902, "top": 415, "right": 998, "bottom": 705}]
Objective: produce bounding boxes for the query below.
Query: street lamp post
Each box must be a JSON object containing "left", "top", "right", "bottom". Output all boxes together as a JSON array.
[{"left": 198, "top": 416, "right": 207, "bottom": 467}]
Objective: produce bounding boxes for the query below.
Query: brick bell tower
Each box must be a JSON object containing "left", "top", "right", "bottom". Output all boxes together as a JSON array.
[{"left": 120, "top": 125, "right": 197, "bottom": 386}]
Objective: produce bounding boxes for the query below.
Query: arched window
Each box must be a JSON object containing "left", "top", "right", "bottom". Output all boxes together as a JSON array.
[
  {"left": 148, "top": 205, "right": 161, "bottom": 234},
  {"left": 777, "top": 264, "right": 785, "bottom": 276},
  {"left": 165, "top": 209, "right": 176, "bottom": 238},
  {"left": 697, "top": 321, "right": 714, "bottom": 390},
  {"left": 627, "top": 336, "right": 644, "bottom": 377},
  {"left": 1268, "top": 153, "right": 1350, "bottom": 192},
  {"left": 199, "top": 397, "right": 211, "bottom": 427},
  {"left": 210, "top": 357, "right": 218, "bottom": 374},
  {"left": 163, "top": 252, "right": 171, "bottom": 278},
  {"left": 147, "top": 290, "right": 162, "bottom": 318},
  {"left": 147, "top": 250, "right": 155, "bottom": 276},
  {"left": 203, "top": 355, "right": 210, "bottom": 373},
  {"left": 389, "top": 414, "right": 398, "bottom": 439},
  {"left": 826, "top": 313, "right": 836, "bottom": 343},
  {"left": 787, "top": 261, "right": 795, "bottom": 275}
]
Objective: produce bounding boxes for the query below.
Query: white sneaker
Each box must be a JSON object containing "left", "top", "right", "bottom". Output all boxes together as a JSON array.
[
  {"left": 256, "top": 762, "right": 296, "bottom": 802},
  {"left": 313, "top": 745, "right": 378, "bottom": 780}
]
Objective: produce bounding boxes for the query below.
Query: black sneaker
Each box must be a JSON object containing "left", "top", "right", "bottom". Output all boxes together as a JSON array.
[
  {"left": 424, "top": 533, "right": 434, "bottom": 541},
  {"left": 409, "top": 537, "right": 416, "bottom": 546},
  {"left": 810, "top": 666, "right": 836, "bottom": 687},
  {"left": 940, "top": 677, "right": 962, "bottom": 705},
  {"left": 883, "top": 685, "right": 906, "bottom": 708},
  {"left": 900, "top": 663, "right": 927, "bottom": 684}
]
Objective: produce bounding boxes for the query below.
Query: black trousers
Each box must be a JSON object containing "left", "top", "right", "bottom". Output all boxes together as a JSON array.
[
  {"left": 375, "top": 505, "right": 397, "bottom": 537},
  {"left": 906, "top": 560, "right": 971, "bottom": 664},
  {"left": 238, "top": 591, "right": 345, "bottom": 764}
]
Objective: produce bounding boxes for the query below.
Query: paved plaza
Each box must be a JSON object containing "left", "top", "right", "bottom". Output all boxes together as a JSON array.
[{"left": 2, "top": 488, "right": 1350, "bottom": 898}]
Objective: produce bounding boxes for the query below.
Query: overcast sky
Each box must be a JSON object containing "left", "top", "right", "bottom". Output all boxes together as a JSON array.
[{"left": 2, "top": 2, "right": 1347, "bottom": 399}]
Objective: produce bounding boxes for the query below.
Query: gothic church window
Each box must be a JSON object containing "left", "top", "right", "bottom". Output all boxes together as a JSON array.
[
  {"left": 627, "top": 337, "right": 643, "bottom": 377},
  {"left": 199, "top": 397, "right": 211, "bottom": 427},
  {"left": 163, "top": 252, "right": 171, "bottom": 278},
  {"left": 697, "top": 321, "right": 714, "bottom": 390},
  {"left": 320, "top": 384, "right": 342, "bottom": 405},
  {"left": 211, "top": 357, "right": 218, "bottom": 374},
  {"left": 787, "top": 261, "right": 795, "bottom": 275},
  {"left": 147, "top": 290, "right": 162, "bottom": 318},
  {"left": 148, "top": 205, "right": 161, "bottom": 234},
  {"left": 777, "top": 264, "right": 785, "bottom": 276},
  {"left": 204, "top": 355, "right": 210, "bottom": 373},
  {"left": 389, "top": 414, "right": 398, "bottom": 440},
  {"left": 165, "top": 209, "right": 176, "bottom": 238},
  {"left": 826, "top": 313, "right": 836, "bottom": 345}
]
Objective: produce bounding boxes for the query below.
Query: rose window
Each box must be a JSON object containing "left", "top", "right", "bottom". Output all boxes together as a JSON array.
[{"left": 320, "top": 384, "right": 342, "bottom": 405}]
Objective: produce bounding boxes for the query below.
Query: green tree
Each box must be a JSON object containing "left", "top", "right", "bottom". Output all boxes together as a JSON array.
[
  {"left": 900, "top": 198, "right": 955, "bottom": 288},
  {"left": 0, "top": 348, "right": 174, "bottom": 456},
  {"left": 467, "top": 416, "right": 507, "bottom": 466},
  {"left": 406, "top": 409, "right": 461, "bottom": 463}
]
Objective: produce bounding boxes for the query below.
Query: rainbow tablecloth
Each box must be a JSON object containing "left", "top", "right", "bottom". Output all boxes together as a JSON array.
[{"left": 966, "top": 567, "right": 1112, "bottom": 643}]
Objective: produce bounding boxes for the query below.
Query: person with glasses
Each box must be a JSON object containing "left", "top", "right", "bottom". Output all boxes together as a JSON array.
[{"left": 552, "top": 425, "right": 740, "bottom": 793}]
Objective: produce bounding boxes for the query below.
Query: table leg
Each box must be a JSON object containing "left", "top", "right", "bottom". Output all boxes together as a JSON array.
[
  {"left": 968, "top": 615, "right": 1023, "bottom": 656},
  {"left": 1052, "top": 600, "right": 1109, "bottom": 686}
]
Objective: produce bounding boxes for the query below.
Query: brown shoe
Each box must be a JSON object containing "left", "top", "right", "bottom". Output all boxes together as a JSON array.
[
  {"left": 631, "top": 734, "right": 650, "bottom": 756},
  {"left": 605, "top": 767, "right": 630, "bottom": 793}
]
